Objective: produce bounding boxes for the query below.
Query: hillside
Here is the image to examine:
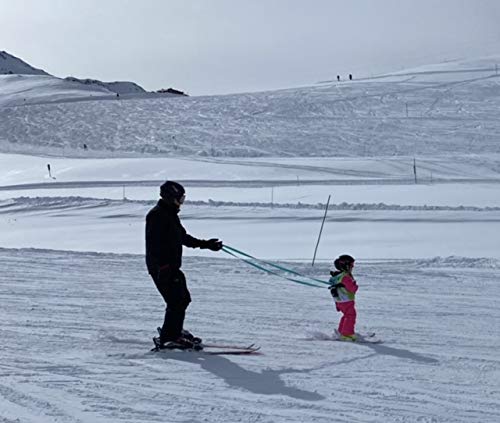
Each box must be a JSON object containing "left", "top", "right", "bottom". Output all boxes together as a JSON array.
[
  {"left": 0, "top": 51, "right": 149, "bottom": 106},
  {"left": 1, "top": 57, "right": 500, "bottom": 158},
  {"left": 0, "top": 74, "right": 114, "bottom": 107},
  {"left": 0, "top": 50, "right": 49, "bottom": 75},
  {"left": 64, "top": 76, "right": 146, "bottom": 95}
]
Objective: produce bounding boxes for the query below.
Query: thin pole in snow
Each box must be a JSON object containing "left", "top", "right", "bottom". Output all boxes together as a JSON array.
[
  {"left": 405, "top": 102, "right": 409, "bottom": 117},
  {"left": 312, "top": 194, "right": 331, "bottom": 266},
  {"left": 47, "top": 163, "right": 56, "bottom": 180},
  {"left": 413, "top": 158, "right": 417, "bottom": 184}
]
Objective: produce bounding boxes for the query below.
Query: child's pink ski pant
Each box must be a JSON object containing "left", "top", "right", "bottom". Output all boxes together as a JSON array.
[{"left": 337, "top": 301, "right": 357, "bottom": 336}]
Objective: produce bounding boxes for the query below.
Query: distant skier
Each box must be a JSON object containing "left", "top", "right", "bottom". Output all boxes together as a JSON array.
[
  {"left": 349, "top": 73, "right": 353, "bottom": 81},
  {"left": 145, "top": 181, "right": 223, "bottom": 349},
  {"left": 328, "top": 255, "right": 358, "bottom": 341},
  {"left": 336, "top": 75, "right": 340, "bottom": 82}
]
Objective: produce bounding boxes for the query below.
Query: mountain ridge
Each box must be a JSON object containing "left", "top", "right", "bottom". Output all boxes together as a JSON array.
[
  {"left": 0, "top": 50, "right": 145, "bottom": 95},
  {"left": 0, "top": 50, "right": 49, "bottom": 76}
]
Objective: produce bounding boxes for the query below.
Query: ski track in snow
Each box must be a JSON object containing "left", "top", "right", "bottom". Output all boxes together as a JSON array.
[
  {"left": 0, "top": 248, "right": 499, "bottom": 422},
  {"left": 2, "top": 67, "right": 500, "bottom": 158}
]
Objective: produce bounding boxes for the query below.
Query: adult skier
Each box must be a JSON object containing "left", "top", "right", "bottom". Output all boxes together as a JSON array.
[{"left": 146, "top": 181, "right": 223, "bottom": 349}]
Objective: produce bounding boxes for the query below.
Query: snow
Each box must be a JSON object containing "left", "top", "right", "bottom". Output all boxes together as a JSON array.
[
  {"left": 0, "top": 249, "right": 499, "bottom": 422},
  {"left": 1, "top": 56, "right": 500, "bottom": 422},
  {"left": 64, "top": 77, "right": 146, "bottom": 95},
  {"left": 0, "top": 74, "right": 113, "bottom": 107},
  {"left": 2, "top": 59, "right": 500, "bottom": 157},
  {"left": 0, "top": 51, "right": 160, "bottom": 107}
]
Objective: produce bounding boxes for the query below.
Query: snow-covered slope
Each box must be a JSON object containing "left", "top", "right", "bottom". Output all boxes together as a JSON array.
[
  {"left": 0, "top": 50, "right": 49, "bottom": 75},
  {"left": 64, "top": 76, "right": 146, "bottom": 95},
  {"left": 1, "top": 57, "right": 500, "bottom": 157},
  {"left": 0, "top": 74, "right": 115, "bottom": 107},
  {"left": 0, "top": 51, "right": 150, "bottom": 106}
]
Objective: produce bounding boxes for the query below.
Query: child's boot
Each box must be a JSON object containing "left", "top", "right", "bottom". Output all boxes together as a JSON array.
[{"left": 339, "top": 334, "right": 357, "bottom": 342}]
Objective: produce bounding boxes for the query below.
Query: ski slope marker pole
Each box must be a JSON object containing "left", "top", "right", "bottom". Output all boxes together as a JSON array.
[{"left": 312, "top": 194, "right": 331, "bottom": 266}]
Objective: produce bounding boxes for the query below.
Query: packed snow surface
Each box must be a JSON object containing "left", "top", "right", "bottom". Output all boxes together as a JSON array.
[{"left": 0, "top": 248, "right": 499, "bottom": 422}]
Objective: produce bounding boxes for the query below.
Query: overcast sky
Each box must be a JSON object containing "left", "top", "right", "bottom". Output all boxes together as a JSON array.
[{"left": 1, "top": 0, "right": 500, "bottom": 95}]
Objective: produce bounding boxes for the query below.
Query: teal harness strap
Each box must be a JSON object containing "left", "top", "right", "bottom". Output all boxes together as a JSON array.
[
  {"left": 221, "top": 245, "right": 329, "bottom": 289},
  {"left": 222, "top": 248, "right": 323, "bottom": 288},
  {"left": 223, "top": 245, "right": 329, "bottom": 285}
]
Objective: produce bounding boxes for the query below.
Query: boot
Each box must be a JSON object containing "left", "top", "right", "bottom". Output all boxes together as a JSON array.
[
  {"left": 154, "top": 336, "right": 203, "bottom": 351},
  {"left": 182, "top": 329, "right": 202, "bottom": 345},
  {"left": 339, "top": 334, "right": 357, "bottom": 342}
]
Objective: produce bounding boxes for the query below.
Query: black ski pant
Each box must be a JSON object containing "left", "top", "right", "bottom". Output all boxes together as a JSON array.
[{"left": 151, "top": 268, "right": 191, "bottom": 343}]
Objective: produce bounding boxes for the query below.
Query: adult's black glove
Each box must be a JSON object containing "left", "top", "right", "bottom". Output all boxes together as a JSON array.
[{"left": 202, "top": 238, "right": 223, "bottom": 251}]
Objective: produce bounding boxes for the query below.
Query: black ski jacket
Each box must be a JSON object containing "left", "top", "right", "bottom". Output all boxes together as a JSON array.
[{"left": 145, "top": 199, "right": 205, "bottom": 274}]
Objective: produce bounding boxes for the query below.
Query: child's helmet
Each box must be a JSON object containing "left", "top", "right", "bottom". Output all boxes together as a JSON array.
[{"left": 333, "top": 254, "right": 355, "bottom": 271}]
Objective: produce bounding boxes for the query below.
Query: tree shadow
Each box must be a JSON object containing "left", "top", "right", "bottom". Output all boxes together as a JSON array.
[{"left": 156, "top": 352, "right": 325, "bottom": 401}]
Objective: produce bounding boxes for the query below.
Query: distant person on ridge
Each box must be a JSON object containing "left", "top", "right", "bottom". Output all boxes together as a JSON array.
[
  {"left": 328, "top": 254, "right": 358, "bottom": 341},
  {"left": 145, "top": 181, "right": 223, "bottom": 350}
]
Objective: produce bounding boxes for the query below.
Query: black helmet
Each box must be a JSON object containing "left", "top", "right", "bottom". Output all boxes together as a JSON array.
[
  {"left": 160, "top": 181, "right": 185, "bottom": 203},
  {"left": 333, "top": 254, "right": 355, "bottom": 271}
]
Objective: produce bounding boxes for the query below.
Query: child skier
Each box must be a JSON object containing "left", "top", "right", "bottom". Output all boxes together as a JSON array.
[{"left": 328, "top": 254, "right": 358, "bottom": 341}]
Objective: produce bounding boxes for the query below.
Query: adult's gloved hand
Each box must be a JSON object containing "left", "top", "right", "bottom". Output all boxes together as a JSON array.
[{"left": 203, "top": 238, "right": 223, "bottom": 251}]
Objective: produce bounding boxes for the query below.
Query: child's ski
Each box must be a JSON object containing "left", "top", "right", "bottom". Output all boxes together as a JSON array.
[
  {"left": 336, "top": 332, "right": 382, "bottom": 344},
  {"left": 335, "top": 330, "right": 381, "bottom": 343},
  {"left": 308, "top": 330, "right": 383, "bottom": 344}
]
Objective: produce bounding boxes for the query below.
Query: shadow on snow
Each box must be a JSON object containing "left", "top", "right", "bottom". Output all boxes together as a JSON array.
[{"left": 154, "top": 351, "right": 325, "bottom": 401}]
